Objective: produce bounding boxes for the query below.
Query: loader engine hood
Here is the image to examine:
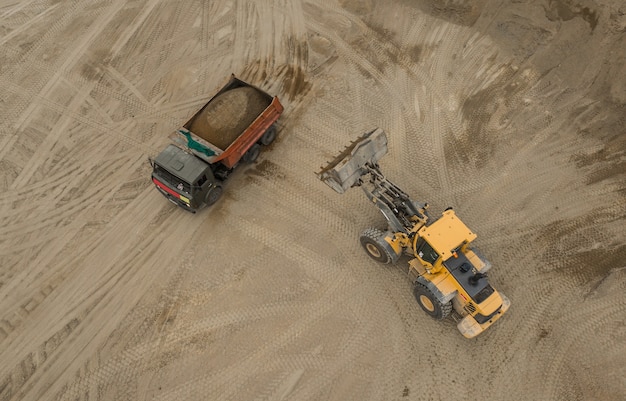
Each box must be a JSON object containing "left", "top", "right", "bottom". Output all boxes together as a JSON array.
[{"left": 443, "top": 252, "right": 493, "bottom": 303}]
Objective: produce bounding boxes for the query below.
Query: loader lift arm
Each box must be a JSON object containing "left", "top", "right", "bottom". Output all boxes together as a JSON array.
[
  {"left": 317, "top": 128, "right": 429, "bottom": 234},
  {"left": 358, "top": 162, "right": 428, "bottom": 234}
]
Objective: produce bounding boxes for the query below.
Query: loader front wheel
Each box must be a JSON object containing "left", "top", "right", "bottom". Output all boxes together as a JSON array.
[
  {"left": 413, "top": 283, "right": 452, "bottom": 320},
  {"left": 360, "top": 228, "right": 394, "bottom": 264}
]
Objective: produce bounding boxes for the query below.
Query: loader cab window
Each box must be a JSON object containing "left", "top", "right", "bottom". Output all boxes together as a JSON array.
[{"left": 415, "top": 237, "right": 439, "bottom": 265}]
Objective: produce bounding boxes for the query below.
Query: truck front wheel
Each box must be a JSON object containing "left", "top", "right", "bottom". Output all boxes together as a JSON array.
[
  {"left": 413, "top": 283, "right": 452, "bottom": 320},
  {"left": 243, "top": 144, "right": 261, "bottom": 163},
  {"left": 205, "top": 185, "right": 223, "bottom": 206}
]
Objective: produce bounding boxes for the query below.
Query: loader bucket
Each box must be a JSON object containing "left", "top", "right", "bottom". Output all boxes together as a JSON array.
[{"left": 317, "top": 127, "right": 388, "bottom": 194}]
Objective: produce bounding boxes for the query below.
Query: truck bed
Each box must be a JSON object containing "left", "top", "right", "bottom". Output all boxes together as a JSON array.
[
  {"left": 184, "top": 80, "right": 272, "bottom": 149},
  {"left": 171, "top": 75, "right": 283, "bottom": 169}
]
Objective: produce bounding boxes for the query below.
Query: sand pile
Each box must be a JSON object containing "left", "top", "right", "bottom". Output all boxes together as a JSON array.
[{"left": 189, "top": 86, "right": 270, "bottom": 150}]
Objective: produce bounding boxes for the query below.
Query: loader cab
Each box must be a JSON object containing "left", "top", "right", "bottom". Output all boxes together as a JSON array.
[
  {"left": 417, "top": 209, "right": 477, "bottom": 257},
  {"left": 151, "top": 144, "right": 217, "bottom": 212},
  {"left": 413, "top": 236, "right": 442, "bottom": 272},
  {"left": 414, "top": 209, "right": 482, "bottom": 276},
  {"left": 418, "top": 210, "right": 504, "bottom": 309}
]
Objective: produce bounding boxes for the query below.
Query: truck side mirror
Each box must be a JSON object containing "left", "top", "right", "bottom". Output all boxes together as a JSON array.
[{"left": 148, "top": 157, "right": 154, "bottom": 168}]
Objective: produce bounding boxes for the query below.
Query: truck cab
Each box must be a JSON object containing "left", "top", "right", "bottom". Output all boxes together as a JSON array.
[
  {"left": 151, "top": 144, "right": 222, "bottom": 212},
  {"left": 150, "top": 75, "right": 283, "bottom": 212}
]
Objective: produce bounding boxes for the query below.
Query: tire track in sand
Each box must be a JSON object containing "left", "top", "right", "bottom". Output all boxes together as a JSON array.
[
  {"left": 0, "top": 190, "right": 204, "bottom": 401},
  {"left": 10, "top": 0, "right": 127, "bottom": 189}
]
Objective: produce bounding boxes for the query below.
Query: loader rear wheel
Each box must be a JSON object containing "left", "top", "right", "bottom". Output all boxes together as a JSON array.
[
  {"left": 205, "top": 185, "right": 223, "bottom": 206},
  {"left": 413, "top": 283, "right": 452, "bottom": 320},
  {"left": 260, "top": 125, "right": 277, "bottom": 145},
  {"left": 360, "top": 228, "right": 394, "bottom": 264},
  {"left": 243, "top": 144, "right": 261, "bottom": 163}
]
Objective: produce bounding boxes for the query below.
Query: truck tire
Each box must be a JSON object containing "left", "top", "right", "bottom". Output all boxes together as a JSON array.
[
  {"left": 205, "top": 185, "right": 223, "bottom": 206},
  {"left": 243, "top": 143, "right": 261, "bottom": 163},
  {"left": 359, "top": 227, "right": 395, "bottom": 264},
  {"left": 260, "top": 125, "right": 277, "bottom": 145},
  {"left": 413, "top": 283, "right": 452, "bottom": 320}
]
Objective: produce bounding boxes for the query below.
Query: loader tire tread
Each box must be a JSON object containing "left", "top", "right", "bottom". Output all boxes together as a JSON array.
[
  {"left": 413, "top": 282, "right": 452, "bottom": 320},
  {"left": 360, "top": 227, "right": 394, "bottom": 264}
]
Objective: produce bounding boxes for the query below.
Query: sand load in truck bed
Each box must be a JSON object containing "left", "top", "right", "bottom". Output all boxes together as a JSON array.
[{"left": 187, "top": 86, "right": 272, "bottom": 150}]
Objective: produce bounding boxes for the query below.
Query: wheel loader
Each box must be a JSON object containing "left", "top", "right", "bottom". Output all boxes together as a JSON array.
[{"left": 317, "top": 128, "right": 510, "bottom": 338}]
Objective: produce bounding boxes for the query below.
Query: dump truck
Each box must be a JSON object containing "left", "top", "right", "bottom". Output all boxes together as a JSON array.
[
  {"left": 150, "top": 75, "right": 283, "bottom": 212},
  {"left": 318, "top": 128, "right": 510, "bottom": 338}
]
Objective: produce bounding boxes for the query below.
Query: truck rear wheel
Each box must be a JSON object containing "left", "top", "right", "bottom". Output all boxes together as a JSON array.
[
  {"left": 243, "top": 143, "right": 261, "bottom": 163},
  {"left": 359, "top": 228, "right": 395, "bottom": 264},
  {"left": 260, "top": 125, "right": 277, "bottom": 145},
  {"left": 413, "top": 283, "right": 452, "bottom": 320},
  {"left": 205, "top": 185, "right": 223, "bottom": 206}
]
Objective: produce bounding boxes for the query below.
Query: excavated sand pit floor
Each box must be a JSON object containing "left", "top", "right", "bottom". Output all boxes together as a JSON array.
[{"left": 0, "top": 1, "right": 624, "bottom": 400}]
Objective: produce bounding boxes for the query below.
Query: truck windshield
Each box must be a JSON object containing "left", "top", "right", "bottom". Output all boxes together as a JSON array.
[{"left": 154, "top": 164, "right": 191, "bottom": 194}]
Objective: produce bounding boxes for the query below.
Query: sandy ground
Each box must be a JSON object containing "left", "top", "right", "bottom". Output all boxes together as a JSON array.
[{"left": 0, "top": 1, "right": 625, "bottom": 400}]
